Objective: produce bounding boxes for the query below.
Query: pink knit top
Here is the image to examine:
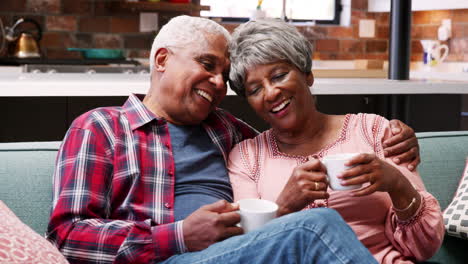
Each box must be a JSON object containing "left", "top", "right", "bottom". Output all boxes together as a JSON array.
[{"left": 228, "top": 113, "right": 444, "bottom": 264}]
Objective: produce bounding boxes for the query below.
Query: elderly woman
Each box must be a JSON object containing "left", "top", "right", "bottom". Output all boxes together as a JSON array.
[{"left": 227, "top": 19, "right": 444, "bottom": 264}]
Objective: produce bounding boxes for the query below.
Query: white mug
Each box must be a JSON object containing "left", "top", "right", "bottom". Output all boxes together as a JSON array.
[
  {"left": 322, "top": 153, "right": 362, "bottom": 191},
  {"left": 420, "top": 40, "right": 449, "bottom": 67},
  {"left": 238, "top": 198, "right": 278, "bottom": 233}
]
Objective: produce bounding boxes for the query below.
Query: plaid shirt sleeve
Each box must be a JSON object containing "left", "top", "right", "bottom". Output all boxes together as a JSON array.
[
  {"left": 204, "top": 109, "right": 259, "bottom": 162},
  {"left": 47, "top": 121, "right": 185, "bottom": 263}
]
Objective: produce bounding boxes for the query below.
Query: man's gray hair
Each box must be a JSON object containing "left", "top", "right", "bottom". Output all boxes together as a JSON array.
[
  {"left": 149, "top": 15, "right": 231, "bottom": 73},
  {"left": 229, "top": 19, "right": 313, "bottom": 96}
]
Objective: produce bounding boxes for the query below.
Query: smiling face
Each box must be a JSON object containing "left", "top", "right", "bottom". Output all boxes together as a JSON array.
[
  {"left": 147, "top": 33, "right": 230, "bottom": 125},
  {"left": 244, "top": 61, "right": 315, "bottom": 133}
]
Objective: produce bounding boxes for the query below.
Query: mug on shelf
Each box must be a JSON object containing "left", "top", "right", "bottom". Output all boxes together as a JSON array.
[{"left": 420, "top": 40, "right": 449, "bottom": 67}]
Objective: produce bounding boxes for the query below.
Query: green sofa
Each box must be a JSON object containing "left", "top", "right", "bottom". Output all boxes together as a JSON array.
[{"left": 1, "top": 132, "right": 468, "bottom": 263}]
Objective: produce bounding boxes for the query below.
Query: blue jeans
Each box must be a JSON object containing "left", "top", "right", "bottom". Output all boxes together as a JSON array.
[{"left": 161, "top": 208, "right": 377, "bottom": 264}]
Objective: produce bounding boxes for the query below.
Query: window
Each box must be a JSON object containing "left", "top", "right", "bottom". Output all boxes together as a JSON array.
[{"left": 200, "top": 0, "right": 342, "bottom": 25}]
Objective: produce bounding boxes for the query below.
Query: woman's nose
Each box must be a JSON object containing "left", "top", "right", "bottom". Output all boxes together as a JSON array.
[{"left": 264, "top": 83, "right": 280, "bottom": 101}]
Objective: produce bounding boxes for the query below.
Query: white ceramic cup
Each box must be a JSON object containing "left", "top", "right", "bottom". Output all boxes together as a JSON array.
[
  {"left": 238, "top": 198, "right": 278, "bottom": 233},
  {"left": 322, "top": 153, "right": 362, "bottom": 191}
]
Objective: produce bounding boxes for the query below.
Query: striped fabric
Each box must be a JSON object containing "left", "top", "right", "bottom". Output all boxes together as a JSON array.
[{"left": 46, "top": 94, "right": 257, "bottom": 264}]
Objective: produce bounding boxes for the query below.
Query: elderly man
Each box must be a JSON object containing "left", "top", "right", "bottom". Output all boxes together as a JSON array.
[{"left": 46, "top": 16, "right": 418, "bottom": 263}]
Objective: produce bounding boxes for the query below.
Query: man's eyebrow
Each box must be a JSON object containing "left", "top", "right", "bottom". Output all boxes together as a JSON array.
[
  {"left": 202, "top": 52, "right": 230, "bottom": 62},
  {"left": 196, "top": 53, "right": 230, "bottom": 71}
]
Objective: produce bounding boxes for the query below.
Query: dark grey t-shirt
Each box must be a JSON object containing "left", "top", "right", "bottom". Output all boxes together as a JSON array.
[{"left": 168, "top": 123, "right": 233, "bottom": 221}]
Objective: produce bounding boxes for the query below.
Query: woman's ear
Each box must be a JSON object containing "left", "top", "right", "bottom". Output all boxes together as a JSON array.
[
  {"left": 154, "top": 48, "right": 170, "bottom": 72},
  {"left": 306, "top": 72, "right": 314, "bottom": 87}
]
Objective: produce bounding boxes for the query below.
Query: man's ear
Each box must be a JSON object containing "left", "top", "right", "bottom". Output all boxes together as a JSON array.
[
  {"left": 154, "top": 48, "right": 170, "bottom": 72},
  {"left": 306, "top": 72, "right": 314, "bottom": 87}
]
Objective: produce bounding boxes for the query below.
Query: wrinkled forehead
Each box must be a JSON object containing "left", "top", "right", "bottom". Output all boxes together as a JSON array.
[
  {"left": 193, "top": 33, "right": 230, "bottom": 65},
  {"left": 197, "top": 32, "right": 229, "bottom": 54}
]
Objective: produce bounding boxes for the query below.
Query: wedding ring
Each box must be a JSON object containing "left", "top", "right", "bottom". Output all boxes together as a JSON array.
[{"left": 315, "top": 182, "right": 319, "bottom": 190}]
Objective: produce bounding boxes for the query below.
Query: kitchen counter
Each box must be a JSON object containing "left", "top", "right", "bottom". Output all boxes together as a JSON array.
[
  {"left": 1, "top": 71, "right": 466, "bottom": 142},
  {"left": 1, "top": 63, "right": 466, "bottom": 142},
  {"left": 0, "top": 73, "right": 467, "bottom": 97}
]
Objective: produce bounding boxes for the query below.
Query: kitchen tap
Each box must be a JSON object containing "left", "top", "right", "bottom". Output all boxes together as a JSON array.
[{"left": 0, "top": 18, "right": 6, "bottom": 56}]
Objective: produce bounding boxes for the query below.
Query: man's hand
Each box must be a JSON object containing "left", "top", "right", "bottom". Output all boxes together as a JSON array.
[
  {"left": 383, "top": 119, "right": 420, "bottom": 171},
  {"left": 183, "top": 200, "right": 243, "bottom": 252},
  {"left": 275, "top": 159, "right": 329, "bottom": 217}
]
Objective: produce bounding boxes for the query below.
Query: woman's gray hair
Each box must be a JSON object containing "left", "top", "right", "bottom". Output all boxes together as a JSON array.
[
  {"left": 229, "top": 19, "right": 313, "bottom": 96},
  {"left": 149, "top": 15, "right": 231, "bottom": 73}
]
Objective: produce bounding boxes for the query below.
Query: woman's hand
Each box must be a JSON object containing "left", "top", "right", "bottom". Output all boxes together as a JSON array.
[
  {"left": 338, "top": 153, "right": 407, "bottom": 197},
  {"left": 276, "top": 159, "right": 329, "bottom": 217},
  {"left": 384, "top": 120, "right": 420, "bottom": 171},
  {"left": 339, "top": 153, "right": 421, "bottom": 220}
]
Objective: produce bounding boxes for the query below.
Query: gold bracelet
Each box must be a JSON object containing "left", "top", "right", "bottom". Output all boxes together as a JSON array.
[{"left": 393, "top": 197, "right": 417, "bottom": 212}]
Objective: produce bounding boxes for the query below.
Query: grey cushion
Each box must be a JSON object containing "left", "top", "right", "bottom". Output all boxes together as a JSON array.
[
  {"left": 0, "top": 141, "right": 61, "bottom": 235},
  {"left": 417, "top": 131, "right": 468, "bottom": 210},
  {"left": 417, "top": 131, "right": 468, "bottom": 264}
]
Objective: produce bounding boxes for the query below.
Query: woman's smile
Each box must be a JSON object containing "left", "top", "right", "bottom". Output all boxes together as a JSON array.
[
  {"left": 270, "top": 97, "right": 292, "bottom": 118},
  {"left": 271, "top": 98, "right": 291, "bottom": 113}
]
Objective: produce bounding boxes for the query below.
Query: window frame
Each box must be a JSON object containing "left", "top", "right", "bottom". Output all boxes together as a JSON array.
[{"left": 201, "top": 0, "right": 342, "bottom": 25}]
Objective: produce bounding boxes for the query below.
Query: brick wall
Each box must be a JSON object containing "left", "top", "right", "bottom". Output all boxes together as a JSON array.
[
  {"left": 0, "top": 0, "right": 467, "bottom": 62},
  {"left": 289, "top": 0, "right": 468, "bottom": 62},
  {"left": 0, "top": 0, "right": 176, "bottom": 59},
  {"left": 411, "top": 9, "right": 468, "bottom": 61}
]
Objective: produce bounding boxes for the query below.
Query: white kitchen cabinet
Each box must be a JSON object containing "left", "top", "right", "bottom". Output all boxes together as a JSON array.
[{"left": 368, "top": 0, "right": 468, "bottom": 12}]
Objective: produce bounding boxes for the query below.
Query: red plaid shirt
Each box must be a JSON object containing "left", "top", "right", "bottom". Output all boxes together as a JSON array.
[{"left": 46, "top": 94, "right": 257, "bottom": 264}]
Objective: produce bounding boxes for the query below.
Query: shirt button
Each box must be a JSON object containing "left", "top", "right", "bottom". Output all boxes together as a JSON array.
[
  {"left": 168, "top": 170, "right": 174, "bottom": 176},
  {"left": 164, "top": 203, "right": 172, "bottom": 209}
]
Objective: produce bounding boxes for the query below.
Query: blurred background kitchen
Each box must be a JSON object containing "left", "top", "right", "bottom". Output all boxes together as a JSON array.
[{"left": 1, "top": 0, "right": 468, "bottom": 142}]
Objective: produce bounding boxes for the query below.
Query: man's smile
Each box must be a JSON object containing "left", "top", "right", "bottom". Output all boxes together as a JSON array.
[{"left": 196, "top": 89, "right": 214, "bottom": 103}]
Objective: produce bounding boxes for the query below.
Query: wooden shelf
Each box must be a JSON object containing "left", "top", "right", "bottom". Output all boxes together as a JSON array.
[
  {"left": 111, "top": 1, "right": 210, "bottom": 14},
  {"left": 313, "top": 69, "right": 387, "bottom": 78}
]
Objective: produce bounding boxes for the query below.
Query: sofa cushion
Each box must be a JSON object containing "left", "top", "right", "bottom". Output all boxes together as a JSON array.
[
  {"left": 443, "top": 158, "right": 468, "bottom": 239},
  {"left": 0, "top": 200, "right": 68, "bottom": 263},
  {"left": 417, "top": 131, "right": 468, "bottom": 210},
  {"left": 0, "top": 141, "right": 61, "bottom": 235},
  {"left": 417, "top": 131, "right": 468, "bottom": 263}
]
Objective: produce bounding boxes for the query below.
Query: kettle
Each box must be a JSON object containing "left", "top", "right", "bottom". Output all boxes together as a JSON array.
[
  {"left": 5, "top": 18, "right": 42, "bottom": 58},
  {"left": 419, "top": 40, "right": 449, "bottom": 67}
]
